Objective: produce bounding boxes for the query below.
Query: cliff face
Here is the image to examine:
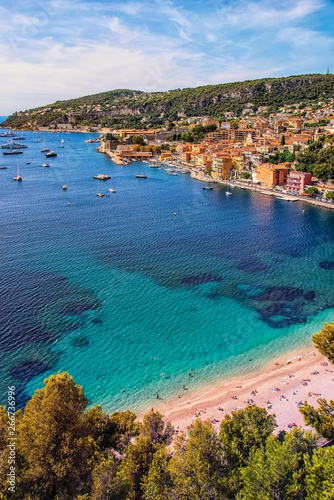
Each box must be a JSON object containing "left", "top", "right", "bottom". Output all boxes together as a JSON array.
[{"left": 3, "top": 74, "right": 334, "bottom": 129}]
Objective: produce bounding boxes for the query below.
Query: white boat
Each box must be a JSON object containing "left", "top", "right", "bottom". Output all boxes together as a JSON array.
[
  {"left": 203, "top": 186, "right": 213, "bottom": 190},
  {"left": 226, "top": 191, "right": 232, "bottom": 196},
  {"left": 108, "top": 178, "right": 116, "bottom": 192},
  {"left": 58, "top": 139, "right": 65, "bottom": 148},
  {"left": 42, "top": 163, "right": 50, "bottom": 168},
  {"left": 13, "top": 164, "right": 22, "bottom": 181},
  {"left": 1, "top": 141, "right": 28, "bottom": 149}
]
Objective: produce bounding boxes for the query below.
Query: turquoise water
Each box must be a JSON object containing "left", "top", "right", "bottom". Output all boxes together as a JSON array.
[{"left": 0, "top": 130, "right": 334, "bottom": 413}]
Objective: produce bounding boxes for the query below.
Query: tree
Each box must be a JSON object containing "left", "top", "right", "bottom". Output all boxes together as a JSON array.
[
  {"left": 281, "top": 134, "right": 286, "bottom": 145},
  {"left": 304, "top": 446, "right": 334, "bottom": 500},
  {"left": 132, "top": 135, "right": 145, "bottom": 146},
  {"left": 219, "top": 406, "right": 276, "bottom": 469},
  {"left": 304, "top": 186, "right": 319, "bottom": 195},
  {"left": 117, "top": 436, "right": 157, "bottom": 500},
  {"left": 325, "top": 190, "right": 334, "bottom": 199},
  {"left": 141, "top": 411, "right": 173, "bottom": 445},
  {"left": 142, "top": 447, "right": 173, "bottom": 500},
  {"left": 311, "top": 322, "right": 334, "bottom": 362},
  {"left": 238, "top": 428, "right": 316, "bottom": 500},
  {"left": 300, "top": 398, "right": 334, "bottom": 440},
  {"left": 16, "top": 373, "right": 100, "bottom": 499},
  {"left": 168, "top": 419, "right": 226, "bottom": 499},
  {"left": 240, "top": 172, "right": 251, "bottom": 179}
]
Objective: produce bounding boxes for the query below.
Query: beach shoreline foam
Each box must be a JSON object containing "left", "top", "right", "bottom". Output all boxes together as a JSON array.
[{"left": 138, "top": 344, "right": 334, "bottom": 434}]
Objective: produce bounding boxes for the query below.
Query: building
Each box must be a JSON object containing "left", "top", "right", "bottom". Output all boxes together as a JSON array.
[
  {"left": 256, "top": 164, "right": 290, "bottom": 188},
  {"left": 286, "top": 171, "right": 312, "bottom": 194},
  {"left": 212, "top": 153, "right": 233, "bottom": 179}
]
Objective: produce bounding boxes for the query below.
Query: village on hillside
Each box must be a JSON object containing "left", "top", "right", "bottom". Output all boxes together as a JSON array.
[{"left": 86, "top": 99, "right": 334, "bottom": 204}]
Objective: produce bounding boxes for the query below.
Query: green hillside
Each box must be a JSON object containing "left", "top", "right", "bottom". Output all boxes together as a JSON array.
[{"left": 3, "top": 73, "right": 334, "bottom": 130}]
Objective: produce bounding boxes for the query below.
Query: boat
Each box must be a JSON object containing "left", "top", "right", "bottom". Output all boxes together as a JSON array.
[
  {"left": 41, "top": 148, "right": 50, "bottom": 153},
  {"left": 0, "top": 166, "right": 8, "bottom": 170},
  {"left": 26, "top": 161, "right": 31, "bottom": 164},
  {"left": 11, "top": 136, "right": 26, "bottom": 140},
  {"left": 3, "top": 150, "right": 23, "bottom": 155},
  {"left": 62, "top": 184, "right": 67, "bottom": 190},
  {"left": 136, "top": 165, "right": 147, "bottom": 178},
  {"left": 46, "top": 151, "right": 57, "bottom": 157},
  {"left": 13, "top": 164, "right": 22, "bottom": 181},
  {"left": 165, "top": 168, "right": 178, "bottom": 176},
  {"left": 58, "top": 139, "right": 65, "bottom": 148},
  {"left": 1, "top": 141, "right": 28, "bottom": 149},
  {"left": 96, "top": 193, "right": 105, "bottom": 197},
  {"left": 42, "top": 163, "right": 50, "bottom": 168},
  {"left": 0, "top": 131, "right": 17, "bottom": 137},
  {"left": 108, "top": 178, "right": 116, "bottom": 193},
  {"left": 94, "top": 174, "right": 111, "bottom": 180},
  {"left": 226, "top": 191, "right": 232, "bottom": 196},
  {"left": 203, "top": 186, "right": 213, "bottom": 190}
]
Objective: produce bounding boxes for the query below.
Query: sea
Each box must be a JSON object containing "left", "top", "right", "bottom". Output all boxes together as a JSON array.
[{"left": 0, "top": 128, "right": 334, "bottom": 413}]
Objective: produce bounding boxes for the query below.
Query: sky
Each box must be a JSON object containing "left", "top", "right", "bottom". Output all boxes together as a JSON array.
[{"left": 1, "top": 0, "right": 334, "bottom": 114}]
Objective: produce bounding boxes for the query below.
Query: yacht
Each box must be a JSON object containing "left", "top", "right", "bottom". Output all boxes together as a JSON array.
[
  {"left": 1, "top": 141, "right": 28, "bottom": 149},
  {"left": 136, "top": 165, "right": 147, "bottom": 178},
  {"left": 3, "top": 150, "right": 23, "bottom": 155},
  {"left": 46, "top": 151, "right": 57, "bottom": 157},
  {"left": 202, "top": 186, "right": 213, "bottom": 190},
  {"left": 42, "top": 163, "right": 50, "bottom": 168},
  {"left": 0, "top": 131, "right": 17, "bottom": 137},
  {"left": 226, "top": 191, "right": 232, "bottom": 196},
  {"left": 94, "top": 174, "right": 111, "bottom": 180}
]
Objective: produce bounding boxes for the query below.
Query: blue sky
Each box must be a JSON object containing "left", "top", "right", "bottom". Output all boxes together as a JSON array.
[{"left": 1, "top": 0, "right": 334, "bottom": 113}]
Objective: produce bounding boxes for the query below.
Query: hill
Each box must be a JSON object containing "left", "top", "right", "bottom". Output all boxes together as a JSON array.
[{"left": 3, "top": 73, "right": 334, "bottom": 130}]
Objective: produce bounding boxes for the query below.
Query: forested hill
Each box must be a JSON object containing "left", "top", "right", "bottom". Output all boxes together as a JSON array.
[{"left": 3, "top": 73, "right": 334, "bottom": 130}]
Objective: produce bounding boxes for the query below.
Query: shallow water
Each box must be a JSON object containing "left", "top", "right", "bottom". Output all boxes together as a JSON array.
[{"left": 0, "top": 130, "right": 333, "bottom": 412}]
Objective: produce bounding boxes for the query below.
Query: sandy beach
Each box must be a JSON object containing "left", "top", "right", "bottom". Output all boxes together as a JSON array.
[{"left": 139, "top": 346, "right": 334, "bottom": 434}]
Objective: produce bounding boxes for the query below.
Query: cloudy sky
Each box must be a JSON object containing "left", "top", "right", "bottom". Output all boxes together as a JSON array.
[{"left": 1, "top": 0, "right": 334, "bottom": 114}]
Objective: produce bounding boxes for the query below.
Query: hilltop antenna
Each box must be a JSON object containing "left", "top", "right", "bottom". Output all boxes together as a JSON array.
[{"left": 327, "top": 66, "right": 330, "bottom": 75}]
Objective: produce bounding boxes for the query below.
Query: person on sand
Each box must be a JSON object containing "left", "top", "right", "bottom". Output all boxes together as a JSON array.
[{"left": 157, "top": 393, "right": 159, "bottom": 399}]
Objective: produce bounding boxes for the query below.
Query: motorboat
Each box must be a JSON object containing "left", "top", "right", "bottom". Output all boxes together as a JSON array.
[
  {"left": 202, "top": 186, "right": 213, "bottom": 190},
  {"left": 226, "top": 191, "right": 232, "bottom": 196},
  {"left": 46, "top": 151, "right": 57, "bottom": 157},
  {"left": 94, "top": 174, "right": 111, "bottom": 180},
  {"left": 13, "top": 164, "right": 22, "bottom": 181},
  {"left": 42, "top": 163, "right": 50, "bottom": 167}
]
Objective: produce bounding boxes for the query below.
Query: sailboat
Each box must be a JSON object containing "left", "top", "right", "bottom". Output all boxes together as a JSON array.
[
  {"left": 108, "top": 177, "right": 116, "bottom": 193},
  {"left": 136, "top": 164, "right": 147, "bottom": 178},
  {"left": 13, "top": 164, "right": 22, "bottom": 181},
  {"left": 59, "top": 138, "right": 65, "bottom": 148}
]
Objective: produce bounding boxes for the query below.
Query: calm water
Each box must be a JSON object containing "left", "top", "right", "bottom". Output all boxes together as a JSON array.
[{"left": 0, "top": 130, "right": 334, "bottom": 412}]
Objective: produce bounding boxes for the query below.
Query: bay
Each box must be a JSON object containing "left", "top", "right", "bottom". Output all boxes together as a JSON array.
[{"left": 0, "top": 129, "right": 333, "bottom": 412}]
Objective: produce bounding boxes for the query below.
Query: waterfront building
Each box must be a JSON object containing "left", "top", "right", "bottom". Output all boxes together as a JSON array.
[
  {"left": 256, "top": 163, "right": 290, "bottom": 188},
  {"left": 212, "top": 153, "right": 233, "bottom": 179},
  {"left": 286, "top": 171, "right": 313, "bottom": 194}
]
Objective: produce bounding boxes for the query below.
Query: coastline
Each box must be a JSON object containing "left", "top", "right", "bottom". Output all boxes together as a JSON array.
[
  {"left": 138, "top": 344, "right": 334, "bottom": 433},
  {"left": 190, "top": 171, "right": 334, "bottom": 210}
]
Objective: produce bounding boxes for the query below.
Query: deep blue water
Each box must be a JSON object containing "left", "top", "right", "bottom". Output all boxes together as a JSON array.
[
  {"left": 0, "top": 117, "right": 8, "bottom": 124},
  {"left": 0, "top": 130, "right": 334, "bottom": 412}
]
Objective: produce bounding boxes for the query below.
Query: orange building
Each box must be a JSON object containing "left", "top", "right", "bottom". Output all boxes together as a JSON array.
[
  {"left": 212, "top": 153, "right": 233, "bottom": 179},
  {"left": 256, "top": 163, "right": 290, "bottom": 188}
]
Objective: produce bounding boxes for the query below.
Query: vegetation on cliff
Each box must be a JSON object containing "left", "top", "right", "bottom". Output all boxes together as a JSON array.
[
  {"left": 3, "top": 74, "right": 334, "bottom": 130},
  {"left": 295, "top": 135, "right": 334, "bottom": 181}
]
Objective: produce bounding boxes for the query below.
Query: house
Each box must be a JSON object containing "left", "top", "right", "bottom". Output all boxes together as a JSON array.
[
  {"left": 286, "top": 171, "right": 312, "bottom": 195},
  {"left": 212, "top": 153, "right": 233, "bottom": 179},
  {"left": 256, "top": 163, "right": 290, "bottom": 188}
]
